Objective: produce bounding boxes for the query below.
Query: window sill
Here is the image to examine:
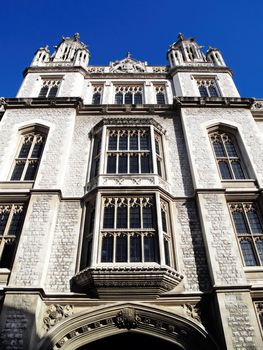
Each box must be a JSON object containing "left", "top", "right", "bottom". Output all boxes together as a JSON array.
[
  {"left": 222, "top": 179, "right": 257, "bottom": 189},
  {"left": 244, "top": 266, "right": 263, "bottom": 286},
  {"left": 87, "top": 174, "right": 169, "bottom": 192},
  {"left": 70, "top": 265, "right": 184, "bottom": 299},
  {"left": 0, "top": 181, "right": 34, "bottom": 190}
]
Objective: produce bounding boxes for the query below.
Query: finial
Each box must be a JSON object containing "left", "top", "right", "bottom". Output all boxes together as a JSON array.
[
  {"left": 74, "top": 33, "right": 80, "bottom": 41},
  {"left": 126, "top": 52, "right": 131, "bottom": 58},
  {"left": 178, "top": 33, "right": 184, "bottom": 41}
]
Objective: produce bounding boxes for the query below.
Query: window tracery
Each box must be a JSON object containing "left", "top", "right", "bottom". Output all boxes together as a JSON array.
[
  {"left": 0, "top": 204, "right": 26, "bottom": 269},
  {"left": 10, "top": 129, "right": 47, "bottom": 181},
  {"left": 229, "top": 203, "right": 263, "bottom": 266},
  {"left": 38, "top": 79, "right": 61, "bottom": 98},
  {"left": 92, "top": 86, "right": 103, "bottom": 105},
  {"left": 114, "top": 86, "right": 143, "bottom": 105},
  {"left": 196, "top": 79, "right": 219, "bottom": 97},
  {"left": 155, "top": 86, "right": 166, "bottom": 104},
  {"left": 209, "top": 131, "right": 247, "bottom": 180}
]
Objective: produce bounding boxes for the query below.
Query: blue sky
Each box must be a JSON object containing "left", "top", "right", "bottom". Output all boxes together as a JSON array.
[{"left": 1, "top": 0, "right": 263, "bottom": 98}]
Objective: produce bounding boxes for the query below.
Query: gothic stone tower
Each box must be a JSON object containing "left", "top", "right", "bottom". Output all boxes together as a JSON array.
[{"left": 0, "top": 33, "right": 263, "bottom": 349}]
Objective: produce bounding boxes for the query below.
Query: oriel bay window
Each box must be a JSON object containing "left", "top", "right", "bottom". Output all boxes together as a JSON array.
[
  {"left": 101, "top": 196, "right": 157, "bottom": 263},
  {"left": 0, "top": 203, "right": 26, "bottom": 269},
  {"left": 229, "top": 203, "right": 263, "bottom": 266},
  {"left": 107, "top": 128, "right": 152, "bottom": 174}
]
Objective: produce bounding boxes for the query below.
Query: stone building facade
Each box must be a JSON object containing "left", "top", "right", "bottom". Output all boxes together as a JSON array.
[{"left": 0, "top": 32, "right": 263, "bottom": 349}]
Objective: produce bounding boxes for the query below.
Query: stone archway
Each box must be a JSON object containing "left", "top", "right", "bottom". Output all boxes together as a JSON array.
[
  {"left": 37, "top": 303, "right": 219, "bottom": 350},
  {"left": 77, "top": 332, "right": 182, "bottom": 350}
]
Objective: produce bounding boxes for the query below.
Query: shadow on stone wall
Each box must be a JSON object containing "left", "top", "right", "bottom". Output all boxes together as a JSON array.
[{"left": 0, "top": 300, "right": 49, "bottom": 350}]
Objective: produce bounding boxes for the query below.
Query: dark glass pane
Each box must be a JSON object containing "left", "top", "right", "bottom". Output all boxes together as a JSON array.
[
  {"left": 117, "top": 206, "right": 127, "bottom": 228},
  {"left": 115, "top": 93, "right": 123, "bottom": 105},
  {"left": 24, "top": 161, "right": 38, "bottom": 180},
  {"left": 18, "top": 143, "right": 31, "bottom": 158},
  {"left": 48, "top": 86, "right": 58, "bottom": 98},
  {"left": 38, "top": 86, "right": 48, "bottom": 98},
  {"left": 101, "top": 235, "right": 113, "bottom": 262},
  {"left": 118, "top": 155, "right": 127, "bottom": 173},
  {"left": 108, "top": 135, "right": 117, "bottom": 150},
  {"left": 213, "top": 141, "right": 225, "bottom": 157},
  {"left": 130, "top": 235, "right": 142, "bottom": 262},
  {"left": 134, "top": 92, "right": 142, "bottom": 104},
  {"left": 95, "top": 138, "right": 101, "bottom": 155},
  {"left": 157, "top": 159, "right": 162, "bottom": 176},
  {"left": 0, "top": 242, "right": 16, "bottom": 269},
  {"left": 107, "top": 155, "right": 116, "bottom": 173},
  {"left": 144, "top": 235, "right": 155, "bottom": 262},
  {"left": 199, "top": 85, "right": 209, "bottom": 97},
  {"left": 124, "top": 92, "right": 132, "bottom": 104},
  {"left": 140, "top": 133, "right": 149, "bottom": 150},
  {"left": 31, "top": 142, "right": 44, "bottom": 158},
  {"left": 225, "top": 141, "right": 238, "bottom": 157},
  {"left": 119, "top": 135, "right": 128, "bottom": 150},
  {"left": 0, "top": 211, "right": 10, "bottom": 235},
  {"left": 141, "top": 154, "right": 150, "bottom": 173},
  {"left": 208, "top": 85, "right": 218, "bottom": 97},
  {"left": 256, "top": 239, "right": 263, "bottom": 265},
  {"left": 156, "top": 92, "right": 165, "bottom": 104},
  {"left": 247, "top": 210, "right": 263, "bottom": 234},
  {"left": 161, "top": 210, "right": 167, "bottom": 232},
  {"left": 116, "top": 235, "right": 127, "bottom": 262},
  {"left": 103, "top": 206, "right": 114, "bottom": 228},
  {"left": 232, "top": 161, "right": 245, "bottom": 179},
  {"left": 130, "top": 135, "right": 138, "bottom": 150},
  {"left": 143, "top": 207, "right": 153, "bottom": 228},
  {"left": 130, "top": 206, "right": 140, "bottom": 228},
  {"left": 130, "top": 155, "right": 139, "bottom": 173},
  {"left": 11, "top": 162, "right": 25, "bottom": 180},
  {"left": 218, "top": 161, "right": 232, "bottom": 179},
  {"left": 240, "top": 239, "right": 257, "bottom": 266},
  {"left": 164, "top": 239, "right": 171, "bottom": 266},
  {"left": 94, "top": 159, "right": 100, "bottom": 177},
  {"left": 88, "top": 209, "right": 95, "bottom": 233},
  {"left": 155, "top": 139, "right": 160, "bottom": 155},
  {"left": 92, "top": 93, "right": 101, "bottom": 105},
  {"left": 232, "top": 211, "right": 248, "bottom": 234},
  {"left": 8, "top": 211, "right": 24, "bottom": 236}
]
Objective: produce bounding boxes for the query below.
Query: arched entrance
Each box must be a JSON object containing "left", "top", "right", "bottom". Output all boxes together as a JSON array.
[
  {"left": 37, "top": 303, "right": 219, "bottom": 350},
  {"left": 78, "top": 332, "right": 181, "bottom": 350}
]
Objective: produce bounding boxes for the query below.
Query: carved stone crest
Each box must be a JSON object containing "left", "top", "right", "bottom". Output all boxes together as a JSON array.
[
  {"left": 110, "top": 53, "right": 146, "bottom": 73},
  {"left": 114, "top": 308, "right": 140, "bottom": 329},
  {"left": 43, "top": 304, "right": 73, "bottom": 330}
]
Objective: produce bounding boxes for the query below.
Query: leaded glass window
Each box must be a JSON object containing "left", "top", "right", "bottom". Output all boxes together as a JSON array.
[
  {"left": 100, "top": 196, "right": 157, "bottom": 263},
  {"left": 230, "top": 203, "right": 263, "bottom": 266},
  {"left": 38, "top": 80, "right": 61, "bottom": 98},
  {"left": 114, "top": 86, "right": 143, "bottom": 104},
  {"left": 197, "top": 79, "right": 219, "bottom": 97},
  {"left": 0, "top": 204, "right": 26, "bottom": 269},
  {"left": 11, "top": 131, "right": 46, "bottom": 181},
  {"left": 210, "top": 131, "right": 247, "bottom": 180},
  {"left": 106, "top": 128, "right": 152, "bottom": 174}
]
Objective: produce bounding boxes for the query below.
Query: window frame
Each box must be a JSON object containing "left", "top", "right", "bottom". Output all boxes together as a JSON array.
[
  {"left": 209, "top": 128, "right": 249, "bottom": 181},
  {"left": 9, "top": 125, "right": 48, "bottom": 182},
  {"left": 194, "top": 76, "right": 221, "bottom": 97},
  {"left": 38, "top": 78, "right": 62, "bottom": 98},
  {"left": 229, "top": 202, "right": 263, "bottom": 267},
  {"left": 0, "top": 202, "right": 26, "bottom": 271},
  {"left": 114, "top": 86, "right": 143, "bottom": 105}
]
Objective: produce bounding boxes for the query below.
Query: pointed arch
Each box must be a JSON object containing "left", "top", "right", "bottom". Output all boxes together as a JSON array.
[{"left": 37, "top": 303, "right": 219, "bottom": 350}]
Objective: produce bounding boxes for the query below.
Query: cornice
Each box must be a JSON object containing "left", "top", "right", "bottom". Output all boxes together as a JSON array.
[
  {"left": 169, "top": 65, "right": 233, "bottom": 76},
  {"left": 0, "top": 97, "right": 255, "bottom": 115}
]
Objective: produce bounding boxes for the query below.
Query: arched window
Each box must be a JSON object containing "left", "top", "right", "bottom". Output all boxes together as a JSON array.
[
  {"left": 38, "top": 80, "right": 61, "bottom": 98},
  {"left": 92, "top": 92, "right": 101, "bottom": 105},
  {"left": 10, "top": 126, "right": 48, "bottom": 181},
  {"left": 230, "top": 203, "right": 263, "bottom": 266},
  {"left": 115, "top": 93, "right": 123, "bottom": 105},
  {"left": 209, "top": 130, "right": 247, "bottom": 180},
  {"left": 134, "top": 92, "right": 142, "bottom": 104},
  {"left": 197, "top": 79, "right": 219, "bottom": 97},
  {"left": 156, "top": 92, "right": 166, "bottom": 104}
]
